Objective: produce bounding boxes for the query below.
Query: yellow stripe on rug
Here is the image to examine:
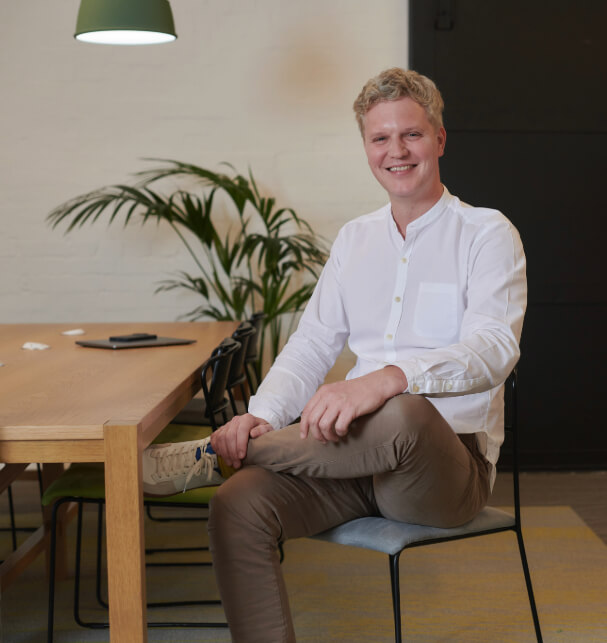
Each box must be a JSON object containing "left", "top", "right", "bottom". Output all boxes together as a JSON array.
[{"left": 2, "top": 505, "right": 606, "bottom": 642}]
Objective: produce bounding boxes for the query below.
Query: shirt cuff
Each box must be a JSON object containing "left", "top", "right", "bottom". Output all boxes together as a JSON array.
[
  {"left": 395, "top": 361, "right": 484, "bottom": 395},
  {"left": 247, "top": 398, "right": 283, "bottom": 431}
]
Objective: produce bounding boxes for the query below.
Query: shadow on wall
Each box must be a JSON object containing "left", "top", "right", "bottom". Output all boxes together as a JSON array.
[{"left": 251, "top": 18, "right": 357, "bottom": 116}]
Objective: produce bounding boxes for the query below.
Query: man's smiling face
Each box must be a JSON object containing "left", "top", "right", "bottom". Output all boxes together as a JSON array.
[{"left": 362, "top": 97, "right": 446, "bottom": 211}]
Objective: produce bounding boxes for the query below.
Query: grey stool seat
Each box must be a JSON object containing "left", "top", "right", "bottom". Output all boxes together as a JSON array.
[
  {"left": 311, "top": 371, "right": 543, "bottom": 643},
  {"left": 313, "top": 506, "right": 515, "bottom": 555}
]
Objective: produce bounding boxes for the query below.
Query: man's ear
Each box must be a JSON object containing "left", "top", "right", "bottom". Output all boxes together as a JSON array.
[{"left": 437, "top": 127, "right": 447, "bottom": 157}]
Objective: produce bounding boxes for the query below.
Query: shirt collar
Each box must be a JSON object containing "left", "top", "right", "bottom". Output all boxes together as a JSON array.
[
  {"left": 407, "top": 185, "right": 451, "bottom": 232},
  {"left": 386, "top": 186, "right": 451, "bottom": 247}
]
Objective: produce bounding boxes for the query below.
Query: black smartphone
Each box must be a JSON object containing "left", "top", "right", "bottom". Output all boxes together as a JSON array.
[{"left": 108, "top": 333, "right": 158, "bottom": 342}]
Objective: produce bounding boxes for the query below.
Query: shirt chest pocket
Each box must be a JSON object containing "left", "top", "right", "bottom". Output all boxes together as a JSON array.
[{"left": 413, "top": 282, "right": 458, "bottom": 340}]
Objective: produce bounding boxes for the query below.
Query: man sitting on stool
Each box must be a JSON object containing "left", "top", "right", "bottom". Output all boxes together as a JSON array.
[{"left": 143, "top": 67, "right": 527, "bottom": 643}]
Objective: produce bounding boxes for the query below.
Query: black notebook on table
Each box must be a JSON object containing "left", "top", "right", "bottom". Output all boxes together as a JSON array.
[{"left": 76, "top": 335, "right": 196, "bottom": 350}]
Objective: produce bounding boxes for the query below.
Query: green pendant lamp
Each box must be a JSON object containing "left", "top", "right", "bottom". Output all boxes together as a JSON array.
[{"left": 75, "top": 0, "right": 177, "bottom": 45}]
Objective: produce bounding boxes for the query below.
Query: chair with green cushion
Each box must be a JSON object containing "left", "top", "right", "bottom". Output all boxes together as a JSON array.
[
  {"left": 226, "top": 321, "right": 256, "bottom": 414},
  {"left": 172, "top": 323, "right": 255, "bottom": 425},
  {"left": 144, "top": 335, "right": 241, "bottom": 522},
  {"left": 43, "top": 339, "right": 241, "bottom": 642},
  {"left": 44, "top": 464, "right": 225, "bottom": 641},
  {"left": 195, "top": 336, "right": 241, "bottom": 430},
  {"left": 244, "top": 312, "right": 265, "bottom": 395}
]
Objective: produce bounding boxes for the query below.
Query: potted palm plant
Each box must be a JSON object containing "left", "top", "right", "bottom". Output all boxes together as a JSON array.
[{"left": 47, "top": 159, "right": 329, "bottom": 371}]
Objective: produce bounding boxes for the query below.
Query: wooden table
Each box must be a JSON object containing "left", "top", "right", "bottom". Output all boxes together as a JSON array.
[{"left": 0, "top": 321, "right": 237, "bottom": 642}]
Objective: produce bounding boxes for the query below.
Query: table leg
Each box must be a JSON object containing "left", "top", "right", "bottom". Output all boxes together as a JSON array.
[{"left": 103, "top": 423, "right": 148, "bottom": 643}]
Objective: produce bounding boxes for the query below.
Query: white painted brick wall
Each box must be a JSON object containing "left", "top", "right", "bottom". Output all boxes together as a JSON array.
[{"left": 0, "top": 0, "right": 408, "bottom": 323}]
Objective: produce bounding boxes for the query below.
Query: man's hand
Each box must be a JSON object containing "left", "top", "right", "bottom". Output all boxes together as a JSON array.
[
  {"left": 210, "top": 413, "right": 274, "bottom": 469},
  {"left": 300, "top": 366, "right": 408, "bottom": 444}
]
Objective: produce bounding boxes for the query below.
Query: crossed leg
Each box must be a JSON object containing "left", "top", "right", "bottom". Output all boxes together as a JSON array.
[{"left": 208, "top": 394, "right": 490, "bottom": 642}]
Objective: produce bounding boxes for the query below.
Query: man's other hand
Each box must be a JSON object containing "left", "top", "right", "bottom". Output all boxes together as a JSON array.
[
  {"left": 211, "top": 413, "right": 274, "bottom": 469},
  {"left": 299, "top": 366, "right": 408, "bottom": 444}
]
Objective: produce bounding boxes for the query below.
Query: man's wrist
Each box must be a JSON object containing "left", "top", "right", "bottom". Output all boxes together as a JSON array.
[{"left": 382, "top": 365, "right": 408, "bottom": 396}]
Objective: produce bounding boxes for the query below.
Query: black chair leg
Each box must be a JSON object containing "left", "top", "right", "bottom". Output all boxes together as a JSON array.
[
  {"left": 46, "top": 496, "right": 228, "bottom": 636},
  {"left": 2, "top": 481, "right": 42, "bottom": 554},
  {"left": 73, "top": 500, "right": 107, "bottom": 629},
  {"left": 73, "top": 500, "right": 88, "bottom": 626},
  {"left": 515, "top": 528, "right": 543, "bottom": 642},
  {"left": 77, "top": 500, "right": 227, "bottom": 629},
  {"left": 389, "top": 553, "right": 402, "bottom": 643},
  {"left": 7, "top": 485, "right": 18, "bottom": 550},
  {"left": 47, "top": 499, "right": 63, "bottom": 643},
  {"left": 48, "top": 498, "right": 91, "bottom": 642},
  {"left": 95, "top": 503, "right": 108, "bottom": 609}
]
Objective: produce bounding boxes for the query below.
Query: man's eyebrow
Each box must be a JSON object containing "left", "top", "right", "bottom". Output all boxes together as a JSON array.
[{"left": 367, "top": 125, "right": 425, "bottom": 135}]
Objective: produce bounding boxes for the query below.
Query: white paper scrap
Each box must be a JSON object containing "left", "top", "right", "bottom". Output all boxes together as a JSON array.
[
  {"left": 61, "top": 329, "right": 85, "bottom": 336},
  {"left": 22, "top": 342, "right": 51, "bottom": 350}
]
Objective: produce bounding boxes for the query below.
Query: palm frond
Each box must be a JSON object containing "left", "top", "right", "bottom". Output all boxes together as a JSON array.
[{"left": 47, "top": 159, "right": 330, "bottom": 368}]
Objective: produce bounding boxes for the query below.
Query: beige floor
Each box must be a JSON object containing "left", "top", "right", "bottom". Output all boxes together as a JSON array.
[
  {"left": 2, "top": 476, "right": 606, "bottom": 643},
  {"left": 493, "top": 469, "right": 607, "bottom": 544}
]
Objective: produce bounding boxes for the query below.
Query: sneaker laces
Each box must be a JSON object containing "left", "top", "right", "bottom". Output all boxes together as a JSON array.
[
  {"left": 151, "top": 440, "right": 216, "bottom": 492},
  {"left": 183, "top": 449, "right": 217, "bottom": 492}
]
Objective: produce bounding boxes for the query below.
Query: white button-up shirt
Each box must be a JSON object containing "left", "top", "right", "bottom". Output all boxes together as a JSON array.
[{"left": 249, "top": 187, "right": 527, "bottom": 484}]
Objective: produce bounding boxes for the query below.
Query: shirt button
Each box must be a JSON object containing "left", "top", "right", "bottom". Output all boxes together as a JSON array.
[
  {"left": 412, "top": 384, "right": 420, "bottom": 393},
  {"left": 394, "top": 296, "right": 401, "bottom": 302},
  {"left": 401, "top": 257, "right": 408, "bottom": 264},
  {"left": 386, "top": 333, "right": 393, "bottom": 340},
  {"left": 446, "top": 382, "right": 453, "bottom": 391}
]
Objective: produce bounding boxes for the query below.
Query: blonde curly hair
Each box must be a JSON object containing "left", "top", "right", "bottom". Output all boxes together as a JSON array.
[{"left": 353, "top": 68, "right": 444, "bottom": 135}]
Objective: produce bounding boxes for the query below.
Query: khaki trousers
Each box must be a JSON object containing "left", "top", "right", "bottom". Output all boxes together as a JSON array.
[{"left": 208, "top": 393, "right": 490, "bottom": 643}]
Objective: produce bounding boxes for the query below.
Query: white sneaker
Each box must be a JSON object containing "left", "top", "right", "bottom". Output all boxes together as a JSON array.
[{"left": 142, "top": 437, "right": 225, "bottom": 497}]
